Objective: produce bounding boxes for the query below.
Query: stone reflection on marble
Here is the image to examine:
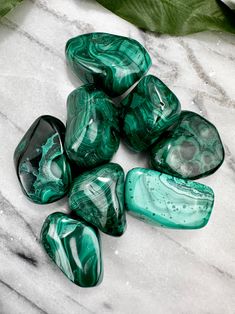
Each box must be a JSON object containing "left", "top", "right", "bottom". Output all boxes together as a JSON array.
[{"left": 0, "top": 0, "right": 235, "bottom": 313}]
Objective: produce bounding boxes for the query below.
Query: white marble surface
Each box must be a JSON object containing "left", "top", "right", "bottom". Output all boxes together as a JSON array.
[{"left": 0, "top": 1, "right": 235, "bottom": 313}]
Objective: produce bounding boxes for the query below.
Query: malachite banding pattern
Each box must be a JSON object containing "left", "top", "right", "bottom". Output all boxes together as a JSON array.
[
  {"left": 150, "top": 111, "right": 225, "bottom": 179},
  {"left": 64, "top": 85, "right": 120, "bottom": 169},
  {"left": 41, "top": 212, "right": 103, "bottom": 287},
  {"left": 69, "top": 163, "right": 126, "bottom": 237},
  {"left": 66, "top": 32, "right": 152, "bottom": 97},
  {"left": 125, "top": 168, "right": 214, "bottom": 229},
  {"left": 14, "top": 115, "right": 71, "bottom": 204},
  {"left": 122, "top": 75, "right": 181, "bottom": 152}
]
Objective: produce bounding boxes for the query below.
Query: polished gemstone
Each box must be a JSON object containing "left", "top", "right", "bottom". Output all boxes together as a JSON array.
[
  {"left": 122, "top": 75, "right": 181, "bottom": 152},
  {"left": 69, "top": 163, "right": 126, "bottom": 237},
  {"left": 125, "top": 168, "right": 214, "bottom": 229},
  {"left": 150, "top": 111, "right": 225, "bottom": 179},
  {"left": 65, "top": 32, "right": 151, "bottom": 97},
  {"left": 14, "top": 116, "right": 71, "bottom": 204},
  {"left": 41, "top": 212, "right": 103, "bottom": 287},
  {"left": 65, "top": 85, "right": 120, "bottom": 169}
]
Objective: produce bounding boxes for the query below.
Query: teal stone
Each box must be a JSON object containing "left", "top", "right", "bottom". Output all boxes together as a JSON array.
[
  {"left": 14, "top": 116, "right": 72, "bottom": 204},
  {"left": 41, "top": 212, "right": 103, "bottom": 287},
  {"left": 125, "top": 168, "right": 214, "bottom": 229},
  {"left": 69, "top": 163, "right": 126, "bottom": 237},
  {"left": 65, "top": 32, "right": 151, "bottom": 97},
  {"left": 64, "top": 85, "right": 120, "bottom": 169},
  {"left": 122, "top": 75, "right": 181, "bottom": 152},
  {"left": 150, "top": 111, "right": 225, "bottom": 179}
]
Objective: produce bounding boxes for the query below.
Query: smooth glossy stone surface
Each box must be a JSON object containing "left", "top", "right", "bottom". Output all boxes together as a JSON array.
[
  {"left": 14, "top": 116, "right": 71, "bottom": 204},
  {"left": 150, "top": 111, "right": 225, "bottom": 179},
  {"left": 122, "top": 75, "right": 181, "bottom": 152},
  {"left": 65, "top": 32, "right": 151, "bottom": 97},
  {"left": 69, "top": 163, "right": 126, "bottom": 237},
  {"left": 65, "top": 85, "right": 120, "bottom": 169},
  {"left": 125, "top": 168, "right": 214, "bottom": 229},
  {"left": 41, "top": 212, "right": 103, "bottom": 287}
]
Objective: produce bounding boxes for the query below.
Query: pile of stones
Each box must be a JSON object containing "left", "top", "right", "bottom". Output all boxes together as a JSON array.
[{"left": 14, "top": 33, "right": 224, "bottom": 287}]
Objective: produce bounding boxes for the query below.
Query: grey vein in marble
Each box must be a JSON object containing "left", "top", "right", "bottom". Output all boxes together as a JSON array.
[
  {"left": 1, "top": 18, "right": 63, "bottom": 60},
  {"left": 0, "top": 279, "right": 47, "bottom": 314},
  {"left": 179, "top": 39, "right": 235, "bottom": 108}
]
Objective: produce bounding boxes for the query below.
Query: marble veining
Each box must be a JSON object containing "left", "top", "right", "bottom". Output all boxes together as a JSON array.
[{"left": 0, "top": 0, "right": 235, "bottom": 313}]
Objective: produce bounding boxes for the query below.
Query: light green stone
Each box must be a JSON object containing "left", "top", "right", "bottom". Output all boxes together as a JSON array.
[
  {"left": 125, "top": 168, "right": 214, "bottom": 229},
  {"left": 41, "top": 212, "right": 103, "bottom": 287},
  {"left": 65, "top": 32, "right": 151, "bottom": 97}
]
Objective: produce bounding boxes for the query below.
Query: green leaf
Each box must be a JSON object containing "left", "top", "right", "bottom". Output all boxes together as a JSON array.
[
  {"left": 0, "top": 0, "right": 23, "bottom": 18},
  {"left": 96, "top": 0, "right": 235, "bottom": 35}
]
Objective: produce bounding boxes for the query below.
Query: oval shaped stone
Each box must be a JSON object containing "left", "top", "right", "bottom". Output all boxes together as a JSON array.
[
  {"left": 14, "top": 115, "right": 71, "bottom": 204},
  {"left": 125, "top": 168, "right": 214, "bottom": 229},
  {"left": 150, "top": 111, "right": 225, "bottom": 179},
  {"left": 122, "top": 75, "right": 181, "bottom": 152},
  {"left": 69, "top": 163, "right": 126, "bottom": 237},
  {"left": 65, "top": 85, "right": 120, "bottom": 169},
  {"left": 65, "top": 32, "right": 152, "bottom": 97},
  {"left": 41, "top": 212, "right": 103, "bottom": 287}
]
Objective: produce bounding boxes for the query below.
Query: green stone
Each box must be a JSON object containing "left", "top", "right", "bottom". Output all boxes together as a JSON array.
[
  {"left": 64, "top": 85, "right": 120, "bottom": 169},
  {"left": 69, "top": 163, "right": 126, "bottom": 237},
  {"left": 125, "top": 168, "right": 214, "bottom": 229},
  {"left": 65, "top": 32, "right": 151, "bottom": 97},
  {"left": 122, "top": 75, "right": 181, "bottom": 152},
  {"left": 14, "top": 116, "right": 71, "bottom": 204},
  {"left": 41, "top": 212, "right": 103, "bottom": 287},
  {"left": 150, "top": 111, "right": 225, "bottom": 179}
]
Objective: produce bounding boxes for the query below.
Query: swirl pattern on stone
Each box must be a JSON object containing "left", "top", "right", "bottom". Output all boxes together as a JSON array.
[
  {"left": 14, "top": 115, "right": 71, "bottom": 204},
  {"left": 41, "top": 212, "right": 103, "bottom": 287},
  {"left": 150, "top": 111, "right": 225, "bottom": 179},
  {"left": 64, "top": 85, "right": 120, "bottom": 169},
  {"left": 122, "top": 75, "right": 181, "bottom": 152},
  {"left": 69, "top": 163, "right": 126, "bottom": 237},
  {"left": 65, "top": 32, "right": 152, "bottom": 97},
  {"left": 125, "top": 168, "right": 214, "bottom": 229}
]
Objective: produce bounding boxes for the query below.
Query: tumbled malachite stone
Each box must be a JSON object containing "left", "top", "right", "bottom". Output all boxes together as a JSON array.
[
  {"left": 122, "top": 75, "right": 181, "bottom": 152},
  {"left": 65, "top": 32, "right": 151, "bottom": 97},
  {"left": 65, "top": 85, "right": 120, "bottom": 169},
  {"left": 41, "top": 212, "right": 103, "bottom": 287},
  {"left": 14, "top": 116, "right": 71, "bottom": 204},
  {"left": 150, "top": 111, "right": 225, "bottom": 179},
  {"left": 69, "top": 163, "right": 126, "bottom": 237},
  {"left": 125, "top": 168, "right": 214, "bottom": 229}
]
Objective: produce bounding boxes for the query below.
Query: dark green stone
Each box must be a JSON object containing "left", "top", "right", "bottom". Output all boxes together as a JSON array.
[
  {"left": 69, "top": 163, "right": 126, "bottom": 237},
  {"left": 41, "top": 212, "right": 103, "bottom": 287},
  {"left": 122, "top": 75, "right": 181, "bottom": 152},
  {"left": 150, "top": 111, "right": 225, "bottom": 179},
  {"left": 125, "top": 168, "right": 214, "bottom": 229},
  {"left": 65, "top": 32, "right": 151, "bottom": 97},
  {"left": 14, "top": 116, "right": 71, "bottom": 204},
  {"left": 64, "top": 85, "right": 120, "bottom": 169}
]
